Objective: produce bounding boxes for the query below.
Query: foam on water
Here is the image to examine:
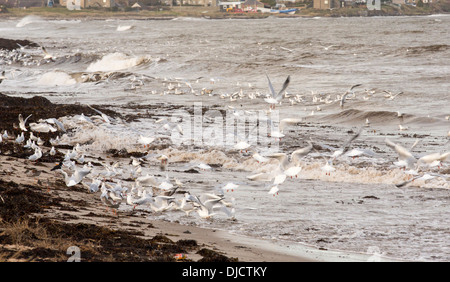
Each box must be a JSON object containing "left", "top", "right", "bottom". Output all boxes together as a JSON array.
[
  {"left": 37, "top": 71, "right": 77, "bottom": 86},
  {"left": 1, "top": 16, "right": 449, "bottom": 261},
  {"left": 16, "top": 15, "right": 43, "bottom": 27},
  {"left": 86, "top": 52, "right": 154, "bottom": 72}
]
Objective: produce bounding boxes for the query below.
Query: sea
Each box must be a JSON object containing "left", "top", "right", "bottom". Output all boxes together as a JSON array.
[{"left": 0, "top": 14, "right": 449, "bottom": 261}]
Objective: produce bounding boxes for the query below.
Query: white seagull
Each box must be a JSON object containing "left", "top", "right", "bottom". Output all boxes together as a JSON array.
[
  {"left": 264, "top": 73, "right": 290, "bottom": 109},
  {"left": 340, "top": 84, "right": 362, "bottom": 109},
  {"left": 18, "top": 114, "right": 32, "bottom": 131}
]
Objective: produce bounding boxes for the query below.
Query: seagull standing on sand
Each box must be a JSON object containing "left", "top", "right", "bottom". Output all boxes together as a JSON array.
[
  {"left": 59, "top": 166, "right": 91, "bottom": 187},
  {"left": 28, "top": 147, "right": 43, "bottom": 161}
]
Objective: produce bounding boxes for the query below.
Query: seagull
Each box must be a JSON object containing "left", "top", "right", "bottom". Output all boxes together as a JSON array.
[
  {"left": 127, "top": 190, "right": 153, "bottom": 210},
  {"left": 252, "top": 152, "right": 269, "bottom": 163},
  {"left": 138, "top": 135, "right": 155, "bottom": 148},
  {"left": 15, "top": 132, "right": 25, "bottom": 144},
  {"left": 87, "top": 104, "right": 111, "bottom": 123},
  {"left": 268, "top": 118, "right": 303, "bottom": 139},
  {"left": 321, "top": 159, "right": 336, "bottom": 176},
  {"left": 417, "top": 152, "right": 449, "bottom": 168},
  {"left": 157, "top": 155, "right": 169, "bottom": 171},
  {"left": 18, "top": 114, "right": 32, "bottom": 131},
  {"left": 74, "top": 113, "right": 93, "bottom": 124},
  {"left": 40, "top": 118, "right": 66, "bottom": 132},
  {"left": 100, "top": 183, "right": 121, "bottom": 215},
  {"left": 316, "top": 128, "right": 363, "bottom": 160},
  {"left": 322, "top": 44, "right": 336, "bottom": 51},
  {"left": 136, "top": 173, "right": 158, "bottom": 187},
  {"left": 385, "top": 138, "right": 417, "bottom": 169},
  {"left": 233, "top": 123, "right": 257, "bottom": 152},
  {"left": 268, "top": 185, "right": 279, "bottom": 196},
  {"left": 59, "top": 166, "right": 91, "bottom": 187},
  {"left": 29, "top": 122, "right": 57, "bottom": 133},
  {"left": 264, "top": 73, "right": 290, "bottom": 109},
  {"left": 383, "top": 90, "right": 403, "bottom": 100},
  {"left": 28, "top": 147, "right": 43, "bottom": 161},
  {"left": 41, "top": 46, "right": 55, "bottom": 61},
  {"left": 82, "top": 178, "right": 102, "bottom": 193},
  {"left": 340, "top": 84, "right": 362, "bottom": 109}
]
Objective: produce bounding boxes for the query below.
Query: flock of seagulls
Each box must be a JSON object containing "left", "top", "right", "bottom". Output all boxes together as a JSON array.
[
  {"left": 1, "top": 107, "right": 237, "bottom": 220},
  {"left": 0, "top": 44, "right": 56, "bottom": 68},
  {"left": 1, "top": 65, "right": 449, "bottom": 220}
]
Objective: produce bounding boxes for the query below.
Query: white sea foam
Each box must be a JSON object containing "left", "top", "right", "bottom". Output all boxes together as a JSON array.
[
  {"left": 37, "top": 71, "right": 77, "bottom": 86},
  {"left": 86, "top": 52, "right": 153, "bottom": 72},
  {"left": 16, "top": 15, "right": 43, "bottom": 27},
  {"left": 117, "top": 25, "right": 134, "bottom": 31}
]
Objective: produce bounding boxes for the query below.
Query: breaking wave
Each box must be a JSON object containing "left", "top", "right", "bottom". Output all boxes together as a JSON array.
[
  {"left": 86, "top": 52, "right": 155, "bottom": 72},
  {"left": 16, "top": 15, "right": 43, "bottom": 28},
  {"left": 37, "top": 71, "right": 77, "bottom": 86}
]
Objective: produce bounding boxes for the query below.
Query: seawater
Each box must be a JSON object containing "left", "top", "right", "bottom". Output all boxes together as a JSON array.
[{"left": 1, "top": 15, "right": 449, "bottom": 261}]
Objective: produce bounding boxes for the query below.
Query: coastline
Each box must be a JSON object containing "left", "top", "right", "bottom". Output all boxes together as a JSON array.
[
  {"left": 0, "top": 154, "right": 404, "bottom": 262},
  {"left": 0, "top": 4, "right": 449, "bottom": 21},
  {"left": 0, "top": 93, "right": 408, "bottom": 262}
]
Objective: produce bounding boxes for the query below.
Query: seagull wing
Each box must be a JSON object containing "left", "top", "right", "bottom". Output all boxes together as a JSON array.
[
  {"left": 340, "top": 91, "right": 350, "bottom": 107},
  {"left": 276, "top": 75, "right": 290, "bottom": 99},
  {"left": 341, "top": 128, "right": 363, "bottom": 154},
  {"left": 87, "top": 104, "right": 111, "bottom": 123},
  {"left": 291, "top": 141, "right": 313, "bottom": 161},
  {"left": 266, "top": 73, "right": 277, "bottom": 98},
  {"left": 350, "top": 84, "right": 362, "bottom": 91}
]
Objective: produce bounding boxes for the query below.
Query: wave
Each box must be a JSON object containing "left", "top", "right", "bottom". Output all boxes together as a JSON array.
[
  {"left": 16, "top": 15, "right": 43, "bottom": 28},
  {"left": 317, "top": 109, "right": 401, "bottom": 125},
  {"left": 54, "top": 52, "right": 103, "bottom": 67},
  {"left": 37, "top": 71, "right": 77, "bottom": 86},
  {"left": 86, "top": 52, "right": 155, "bottom": 72},
  {"left": 406, "top": 44, "right": 449, "bottom": 54},
  {"left": 316, "top": 108, "right": 445, "bottom": 127},
  {"left": 117, "top": 25, "right": 135, "bottom": 31}
]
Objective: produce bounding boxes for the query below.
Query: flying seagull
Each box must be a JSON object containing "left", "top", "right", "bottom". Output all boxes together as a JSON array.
[
  {"left": 264, "top": 73, "right": 290, "bottom": 109},
  {"left": 340, "top": 84, "right": 362, "bottom": 109}
]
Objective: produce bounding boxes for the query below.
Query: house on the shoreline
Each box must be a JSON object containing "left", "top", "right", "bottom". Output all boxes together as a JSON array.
[
  {"left": 60, "top": 0, "right": 116, "bottom": 8},
  {"left": 313, "top": 0, "right": 368, "bottom": 9},
  {"left": 218, "top": 1, "right": 242, "bottom": 11},
  {"left": 0, "top": 0, "right": 45, "bottom": 7},
  {"left": 242, "top": 0, "right": 265, "bottom": 11},
  {"left": 313, "top": 0, "right": 334, "bottom": 9}
]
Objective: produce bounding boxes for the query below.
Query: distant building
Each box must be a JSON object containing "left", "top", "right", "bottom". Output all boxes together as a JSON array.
[
  {"left": 313, "top": 0, "right": 334, "bottom": 9},
  {"left": 181, "top": 0, "right": 213, "bottom": 5},
  {"left": 218, "top": 1, "right": 242, "bottom": 11},
  {"left": 87, "top": 0, "right": 115, "bottom": 7},
  {"left": 61, "top": 0, "right": 116, "bottom": 8},
  {"left": 242, "top": 0, "right": 265, "bottom": 10},
  {"left": 0, "top": 0, "right": 46, "bottom": 7}
]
